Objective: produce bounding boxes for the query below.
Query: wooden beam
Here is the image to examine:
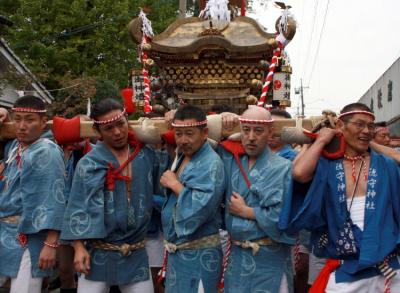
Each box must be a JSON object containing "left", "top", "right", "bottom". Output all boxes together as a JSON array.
[{"left": 0, "top": 116, "right": 321, "bottom": 141}]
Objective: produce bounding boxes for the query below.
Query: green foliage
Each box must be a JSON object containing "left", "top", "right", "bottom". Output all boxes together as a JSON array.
[{"left": 1, "top": 0, "right": 179, "bottom": 115}]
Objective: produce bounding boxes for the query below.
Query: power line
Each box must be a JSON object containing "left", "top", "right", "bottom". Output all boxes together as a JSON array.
[
  {"left": 17, "top": 83, "right": 81, "bottom": 93},
  {"left": 305, "top": 0, "right": 330, "bottom": 87},
  {"left": 301, "top": 0, "right": 319, "bottom": 79}
]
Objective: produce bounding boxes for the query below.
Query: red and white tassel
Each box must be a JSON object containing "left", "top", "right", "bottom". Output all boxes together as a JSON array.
[
  {"left": 384, "top": 259, "right": 391, "bottom": 293},
  {"left": 218, "top": 235, "right": 232, "bottom": 289},
  {"left": 384, "top": 277, "right": 391, "bottom": 293},
  {"left": 157, "top": 249, "right": 168, "bottom": 283},
  {"left": 294, "top": 238, "right": 301, "bottom": 272}
]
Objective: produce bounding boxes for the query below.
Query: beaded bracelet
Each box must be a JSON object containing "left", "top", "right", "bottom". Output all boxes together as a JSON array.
[{"left": 44, "top": 241, "right": 60, "bottom": 249}]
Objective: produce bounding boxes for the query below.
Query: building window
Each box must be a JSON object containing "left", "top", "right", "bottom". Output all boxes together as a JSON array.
[
  {"left": 370, "top": 99, "right": 374, "bottom": 112},
  {"left": 377, "top": 88, "right": 382, "bottom": 109},
  {"left": 388, "top": 80, "right": 393, "bottom": 102}
]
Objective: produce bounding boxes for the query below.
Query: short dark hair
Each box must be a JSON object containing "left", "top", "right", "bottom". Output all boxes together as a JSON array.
[
  {"left": 339, "top": 103, "right": 372, "bottom": 122},
  {"left": 270, "top": 108, "right": 292, "bottom": 119},
  {"left": 374, "top": 121, "right": 387, "bottom": 127},
  {"left": 13, "top": 95, "right": 46, "bottom": 114},
  {"left": 90, "top": 98, "right": 124, "bottom": 121},
  {"left": 174, "top": 104, "right": 206, "bottom": 128}
]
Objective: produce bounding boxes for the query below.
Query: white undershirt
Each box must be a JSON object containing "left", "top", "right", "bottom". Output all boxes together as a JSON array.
[{"left": 347, "top": 196, "right": 366, "bottom": 231}]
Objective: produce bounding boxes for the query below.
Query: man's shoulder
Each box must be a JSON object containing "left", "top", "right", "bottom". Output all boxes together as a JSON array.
[
  {"left": 204, "top": 143, "right": 224, "bottom": 163},
  {"left": 269, "top": 150, "right": 292, "bottom": 169},
  {"left": 29, "top": 138, "right": 62, "bottom": 156},
  {"left": 372, "top": 150, "right": 399, "bottom": 170}
]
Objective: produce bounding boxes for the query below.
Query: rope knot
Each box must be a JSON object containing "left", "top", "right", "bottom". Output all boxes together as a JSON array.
[
  {"left": 240, "top": 240, "right": 260, "bottom": 255},
  {"left": 165, "top": 243, "right": 178, "bottom": 254},
  {"left": 119, "top": 243, "right": 132, "bottom": 256}
]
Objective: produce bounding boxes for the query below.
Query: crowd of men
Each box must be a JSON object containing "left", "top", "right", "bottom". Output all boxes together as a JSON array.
[{"left": 0, "top": 95, "right": 400, "bottom": 293}]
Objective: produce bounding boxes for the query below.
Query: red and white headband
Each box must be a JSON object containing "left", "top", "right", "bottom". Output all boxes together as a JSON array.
[
  {"left": 93, "top": 109, "right": 127, "bottom": 125},
  {"left": 12, "top": 107, "right": 47, "bottom": 113},
  {"left": 171, "top": 120, "right": 208, "bottom": 128},
  {"left": 375, "top": 126, "right": 389, "bottom": 133},
  {"left": 239, "top": 117, "right": 274, "bottom": 125},
  {"left": 338, "top": 110, "right": 375, "bottom": 121}
]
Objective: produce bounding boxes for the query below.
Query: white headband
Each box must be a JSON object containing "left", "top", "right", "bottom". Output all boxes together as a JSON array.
[{"left": 338, "top": 110, "right": 375, "bottom": 121}]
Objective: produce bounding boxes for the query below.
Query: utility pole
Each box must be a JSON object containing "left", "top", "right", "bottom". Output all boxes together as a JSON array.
[
  {"left": 295, "top": 78, "right": 308, "bottom": 117},
  {"left": 300, "top": 78, "right": 305, "bottom": 116}
]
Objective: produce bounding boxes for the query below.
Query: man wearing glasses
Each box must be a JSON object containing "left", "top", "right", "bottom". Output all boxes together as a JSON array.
[{"left": 279, "top": 102, "right": 400, "bottom": 292}]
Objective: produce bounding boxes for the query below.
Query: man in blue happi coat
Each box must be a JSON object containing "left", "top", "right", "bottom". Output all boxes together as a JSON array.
[
  {"left": 268, "top": 108, "right": 313, "bottom": 292},
  {"left": 159, "top": 105, "right": 225, "bottom": 293},
  {"left": 0, "top": 96, "right": 66, "bottom": 293},
  {"left": 279, "top": 103, "right": 400, "bottom": 292},
  {"left": 268, "top": 108, "right": 298, "bottom": 161},
  {"left": 61, "top": 98, "right": 167, "bottom": 293},
  {"left": 218, "top": 106, "right": 295, "bottom": 293}
]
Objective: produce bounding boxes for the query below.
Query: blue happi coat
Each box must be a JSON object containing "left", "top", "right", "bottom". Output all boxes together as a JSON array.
[
  {"left": 0, "top": 137, "right": 65, "bottom": 278},
  {"left": 218, "top": 146, "right": 295, "bottom": 293},
  {"left": 147, "top": 148, "right": 169, "bottom": 239},
  {"left": 279, "top": 150, "right": 400, "bottom": 283},
  {"left": 276, "top": 145, "right": 311, "bottom": 248},
  {"left": 64, "top": 149, "right": 85, "bottom": 202},
  {"left": 61, "top": 142, "right": 166, "bottom": 286},
  {"left": 276, "top": 144, "right": 298, "bottom": 161},
  {"left": 161, "top": 141, "right": 225, "bottom": 293}
]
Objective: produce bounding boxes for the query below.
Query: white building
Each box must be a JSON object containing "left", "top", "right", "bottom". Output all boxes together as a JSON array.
[
  {"left": 358, "top": 57, "right": 400, "bottom": 137},
  {"left": 0, "top": 38, "right": 53, "bottom": 107}
]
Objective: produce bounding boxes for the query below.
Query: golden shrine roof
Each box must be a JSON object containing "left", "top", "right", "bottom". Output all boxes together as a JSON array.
[{"left": 130, "top": 16, "right": 276, "bottom": 55}]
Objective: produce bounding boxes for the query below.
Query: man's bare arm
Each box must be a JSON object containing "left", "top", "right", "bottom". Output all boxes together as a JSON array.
[
  {"left": 293, "top": 128, "right": 338, "bottom": 183},
  {"left": 370, "top": 141, "right": 400, "bottom": 164}
]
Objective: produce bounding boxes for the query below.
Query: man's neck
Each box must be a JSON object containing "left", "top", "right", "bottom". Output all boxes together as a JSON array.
[
  {"left": 109, "top": 144, "right": 129, "bottom": 163},
  {"left": 344, "top": 147, "right": 367, "bottom": 158},
  {"left": 248, "top": 156, "right": 258, "bottom": 170},
  {"left": 19, "top": 139, "right": 39, "bottom": 149}
]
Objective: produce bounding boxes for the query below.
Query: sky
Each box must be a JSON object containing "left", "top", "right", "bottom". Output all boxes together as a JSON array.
[{"left": 247, "top": 0, "right": 400, "bottom": 116}]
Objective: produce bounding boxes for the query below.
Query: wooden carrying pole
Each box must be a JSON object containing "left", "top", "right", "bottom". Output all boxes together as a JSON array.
[{"left": 0, "top": 116, "right": 320, "bottom": 141}]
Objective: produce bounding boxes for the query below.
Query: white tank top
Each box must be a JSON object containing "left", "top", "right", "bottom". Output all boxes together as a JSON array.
[{"left": 347, "top": 196, "right": 366, "bottom": 231}]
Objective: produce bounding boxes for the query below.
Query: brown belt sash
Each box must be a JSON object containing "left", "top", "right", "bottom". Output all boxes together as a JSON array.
[
  {"left": 164, "top": 233, "right": 221, "bottom": 253},
  {"left": 91, "top": 239, "right": 145, "bottom": 256},
  {"left": 232, "top": 237, "right": 275, "bottom": 255},
  {"left": 0, "top": 215, "right": 20, "bottom": 224}
]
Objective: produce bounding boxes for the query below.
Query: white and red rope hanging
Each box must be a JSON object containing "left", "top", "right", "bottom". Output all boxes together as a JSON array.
[
  {"left": 258, "top": 42, "right": 283, "bottom": 109},
  {"left": 139, "top": 10, "right": 154, "bottom": 114},
  {"left": 343, "top": 154, "right": 368, "bottom": 182},
  {"left": 218, "top": 235, "right": 231, "bottom": 289},
  {"left": 258, "top": 8, "right": 295, "bottom": 109}
]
